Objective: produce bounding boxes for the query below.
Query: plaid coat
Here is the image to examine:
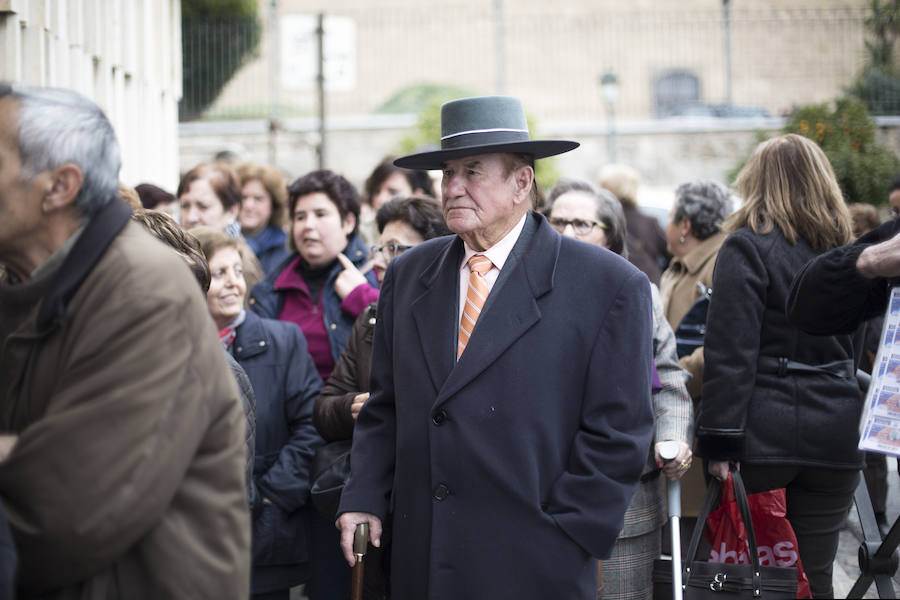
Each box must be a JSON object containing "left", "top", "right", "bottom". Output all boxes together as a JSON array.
[{"left": 619, "top": 284, "right": 693, "bottom": 540}]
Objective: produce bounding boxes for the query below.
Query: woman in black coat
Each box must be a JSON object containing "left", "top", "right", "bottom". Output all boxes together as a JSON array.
[
  {"left": 195, "top": 228, "right": 324, "bottom": 600},
  {"left": 696, "top": 134, "right": 858, "bottom": 599}
]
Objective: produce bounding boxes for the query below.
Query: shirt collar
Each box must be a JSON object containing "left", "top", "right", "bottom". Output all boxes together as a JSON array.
[{"left": 460, "top": 212, "right": 528, "bottom": 272}]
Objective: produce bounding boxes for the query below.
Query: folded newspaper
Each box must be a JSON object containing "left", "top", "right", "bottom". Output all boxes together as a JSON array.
[{"left": 860, "top": 287, "right": 900, "bottom": 454}]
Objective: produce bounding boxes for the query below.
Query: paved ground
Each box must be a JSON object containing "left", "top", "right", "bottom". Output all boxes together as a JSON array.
[{"left": 833, "top": 457, "right": 900, "bottom": 599}]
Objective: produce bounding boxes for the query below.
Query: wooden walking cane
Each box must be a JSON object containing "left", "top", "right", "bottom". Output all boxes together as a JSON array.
[{"left": 351, "top": 523, "right": 369, "bottom": 600}]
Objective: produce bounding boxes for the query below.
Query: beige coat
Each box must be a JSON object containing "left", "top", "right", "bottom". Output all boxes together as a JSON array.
[
  {"left": 659, "top": 231, "right": 726, "bottom": 399},
  {"left": 658, "top": 231, "right": 725, "bottom": 516},
  {"left": 0, "top": 206, "right": 250, "bottom": 599}
]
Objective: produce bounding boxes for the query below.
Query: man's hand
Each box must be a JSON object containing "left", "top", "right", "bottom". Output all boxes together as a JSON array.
[
  {"left": 351, "top": 393, "right": 370, "bottom": 420},
  {"left": 655, "top": 440, "right": 692, "bottom": 481},
  {"left": 858, "top": 231, "right": 900, "bottom": 279},
  {"left": 337, "top": 512, "right": 382, "bottom": 566},
  {"left": 334, "top": 253, "right": 373, "bottom": 299}
]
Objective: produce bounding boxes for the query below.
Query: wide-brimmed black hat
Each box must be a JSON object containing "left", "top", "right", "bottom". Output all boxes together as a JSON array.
[{"left": 394, "top": 96, "right": 579, "bottom": 170}]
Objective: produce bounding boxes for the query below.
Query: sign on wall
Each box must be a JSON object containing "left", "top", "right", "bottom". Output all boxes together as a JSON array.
[{"left": 281, "top": 14, "right": 356, "bottom": 92}]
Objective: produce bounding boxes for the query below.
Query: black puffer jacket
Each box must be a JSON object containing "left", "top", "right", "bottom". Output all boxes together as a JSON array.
[
  {"left": 697, "top": 227, "right": 863, "bottom": 469},
  {"left": 231, "top": 310, "right": 323, "bottom": 594}
]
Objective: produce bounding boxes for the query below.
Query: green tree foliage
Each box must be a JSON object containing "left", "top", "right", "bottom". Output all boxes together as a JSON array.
[
  {"left": 394, "top": 90, "right": 561, "bottom": 193},
  {"left": 730, "top": 98, "right": 900, "bottom": 206},
  {"left": 849, "top": 0, "right": 900, "bottom": 114},
  {"left": 180, "top": 0, "right": 261, "bottom": 119}
]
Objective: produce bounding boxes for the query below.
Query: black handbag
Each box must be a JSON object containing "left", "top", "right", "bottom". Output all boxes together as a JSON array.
[
  {"left": 674, "top": 286, "right": 711, "bottom": 359},
  {"left": 652, "top": 470, "right": 798, "bottom": 599},
  {"left": 309, "top": 439, "right": 352, "bottom": 520}
]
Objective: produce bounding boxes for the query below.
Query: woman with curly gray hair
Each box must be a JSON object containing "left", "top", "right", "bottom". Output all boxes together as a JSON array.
[{"left": 660, "top": 180, "right": 733, "bottom": 393}]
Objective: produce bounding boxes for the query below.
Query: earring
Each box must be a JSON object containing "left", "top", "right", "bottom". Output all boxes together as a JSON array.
[{"left": 679, "top": 236, "right": 685, "bottom": 243}]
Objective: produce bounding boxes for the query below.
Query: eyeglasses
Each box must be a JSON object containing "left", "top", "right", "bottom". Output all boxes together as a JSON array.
[
  {"left": 548, "top": 217, "right": 608, "bottom": 236},
  {"left": 371, "top": 243, "right": 414, "bottom": 261}
]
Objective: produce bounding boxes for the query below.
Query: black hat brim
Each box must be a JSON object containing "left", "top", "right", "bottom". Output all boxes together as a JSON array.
[{"left": 394, "top": 139, "right": 579, "bottom": 171}]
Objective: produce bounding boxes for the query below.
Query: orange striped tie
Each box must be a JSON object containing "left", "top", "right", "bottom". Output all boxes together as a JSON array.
[{"left": 458, "top": 254, "right": 493, "bottom": 358}]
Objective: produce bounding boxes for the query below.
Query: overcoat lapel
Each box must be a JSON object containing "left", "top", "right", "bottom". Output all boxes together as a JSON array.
[
  {"left": 411, "top": 238, "right": 464, "bottom": 393},
  {"left": 435, "top": 213, "right": 559, "bottom": 408}
]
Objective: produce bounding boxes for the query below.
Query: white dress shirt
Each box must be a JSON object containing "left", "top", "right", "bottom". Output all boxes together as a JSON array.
[{"left": 457, "top": 213, "right": 528, "bottom": 337}]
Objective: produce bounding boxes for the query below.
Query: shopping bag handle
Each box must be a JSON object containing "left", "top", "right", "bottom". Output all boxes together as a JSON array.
[{"left": 683, "top": 467, "right": 763, "bottom": 595}]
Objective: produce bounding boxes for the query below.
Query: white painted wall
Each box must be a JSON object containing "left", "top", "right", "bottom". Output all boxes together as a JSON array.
[{"left": 0, "top": 0, "right": 182, "bottom": 191}]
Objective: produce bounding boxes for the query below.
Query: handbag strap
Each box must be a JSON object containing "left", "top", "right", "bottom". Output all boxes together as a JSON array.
[
  {"left": 683, "top": 471, "right": 722, "bottom": 563},
  {"left": 682, "top": 468, "right": 764, "bottom": 596},
  {"left": 731, "top": 470, "right": 764, "bottom": 596}
]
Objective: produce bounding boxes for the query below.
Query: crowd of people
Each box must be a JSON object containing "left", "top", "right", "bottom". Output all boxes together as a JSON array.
[{"left": 0, "top": 83, "right": 898, "bottom": 600}]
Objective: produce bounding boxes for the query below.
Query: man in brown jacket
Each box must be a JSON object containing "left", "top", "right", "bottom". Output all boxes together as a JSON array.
[{"left": 0, "top": 84, "right": 251, "bottom": 597}]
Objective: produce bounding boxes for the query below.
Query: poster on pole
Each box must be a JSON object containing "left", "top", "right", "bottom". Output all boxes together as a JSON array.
[
  {"left": 859, "top": 287, "right": 900, "bottom": 455},
  {"left": 281, "top": 15, "right": 356, "bottom": 92}
]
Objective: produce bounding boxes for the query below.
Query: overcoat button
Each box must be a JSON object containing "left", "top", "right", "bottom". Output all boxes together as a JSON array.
[
  {"left": 432, "top": 410, "right": 447, "bottom": 425},
  {"left": 433, "top": 483, "right": 451, "bottom": 501}
]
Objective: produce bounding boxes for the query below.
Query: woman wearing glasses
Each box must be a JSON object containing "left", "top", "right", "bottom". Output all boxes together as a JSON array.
[
  {"left": 546, "top": 179, "right": 692, "bottom": 600},
  {"left": 314, "top": 195, "right": 450, "bottom": 599}
]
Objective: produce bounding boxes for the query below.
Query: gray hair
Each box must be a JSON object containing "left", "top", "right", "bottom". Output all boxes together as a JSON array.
[
  {"left": 546, "top": 178, "right": 628, "bottom": 258},
  {"left": 673, "top": 180, "right": 733, "bottom": 240},
  {"left": 6, "top": 84, "right": 121, "bottom": 219}
]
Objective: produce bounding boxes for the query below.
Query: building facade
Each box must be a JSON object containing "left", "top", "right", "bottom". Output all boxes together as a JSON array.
[{"left": 0, "top": 0, "right": 182, "bottom": 191}]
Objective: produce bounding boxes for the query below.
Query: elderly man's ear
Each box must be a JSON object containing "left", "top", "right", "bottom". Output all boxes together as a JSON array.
[
  {"left": 513, "top": 165, "right": 534, "bottom": 204},
  {"left": 42, "top": 164, "right": 83, "bottom": 213}
]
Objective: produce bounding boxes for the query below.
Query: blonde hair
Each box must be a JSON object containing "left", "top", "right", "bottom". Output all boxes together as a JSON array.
[
  {"left": 728, "top": 134, "right": 852, "bottom": 252},
  {"left": 597, "top": 164, "right": 640, "bottom": 208}
]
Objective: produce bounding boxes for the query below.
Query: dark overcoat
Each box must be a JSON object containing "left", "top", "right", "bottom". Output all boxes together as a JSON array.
[{"left": 338, "top": 213, "right": 655, "bottom": 600}]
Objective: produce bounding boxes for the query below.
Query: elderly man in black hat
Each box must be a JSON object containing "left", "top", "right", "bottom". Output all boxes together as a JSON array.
[{"left": 337, "top": 96, "right": 654, "bottom": 599}]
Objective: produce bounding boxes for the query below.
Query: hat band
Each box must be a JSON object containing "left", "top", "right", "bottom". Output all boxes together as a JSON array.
[{"left": 440, "top": 128, "right": 531, "bottom": 150}]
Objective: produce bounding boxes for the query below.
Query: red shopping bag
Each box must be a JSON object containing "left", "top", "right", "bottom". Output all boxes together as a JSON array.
[{"left": 704, "top": 475, "right": 812, "bottom": 599}]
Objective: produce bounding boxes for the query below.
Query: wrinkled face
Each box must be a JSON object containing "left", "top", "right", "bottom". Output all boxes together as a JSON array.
[
  {"left": 441, "top": 153, "right": 528, "bottom": 250},
  {"left": 0, "top": 97, "right": 51, "bottom": 271},
  {"left": 180, "top": 178, "right": 237, "bottom": 230},
  {"left": 240, "top": 179, "right": 273, "bottom": 235},
  {"left": 206, "top": 246, "right": 246, "bottom": 329},
  {"left": 372, "top": 172, "right": 413, "bottom": 211},
  {"left": 291, "top": 192, "right": 354, "bottom": 268},
  {"left": 548, "top": 191, "right": 608, "bottom": 248},
  {"left": 372, "top": 220, "right": 425, "bottom": 283}
]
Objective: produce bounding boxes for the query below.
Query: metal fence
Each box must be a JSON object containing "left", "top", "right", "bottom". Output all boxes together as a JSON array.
[{"left": 181, "top": 6, "right": 884, "bottom": 123}]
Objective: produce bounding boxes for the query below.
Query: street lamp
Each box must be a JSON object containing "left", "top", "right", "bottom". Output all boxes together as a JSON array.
[{"left": 600, "top": 70, "right": 619, "bottom": 163}]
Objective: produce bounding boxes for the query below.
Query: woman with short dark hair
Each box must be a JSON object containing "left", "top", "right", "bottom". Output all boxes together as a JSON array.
[
  {"left": 314, "top": 195, "right": 449, "bottom": 599},
  {"left": 250, "top": 169, "right": 379, "bottom": 382},
  {"left": 357, "top": 156, "right": 436, "bottom": 243}
]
